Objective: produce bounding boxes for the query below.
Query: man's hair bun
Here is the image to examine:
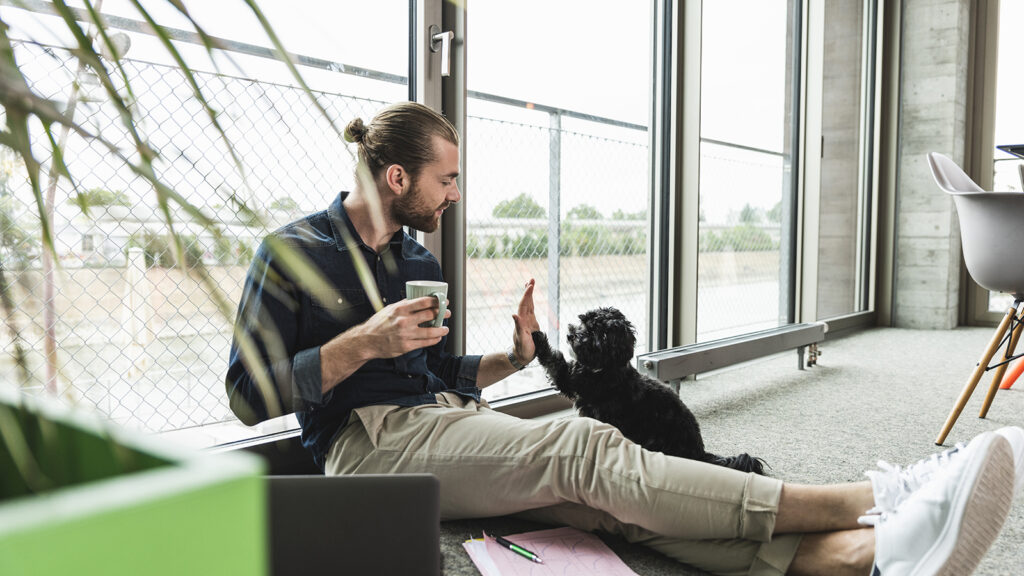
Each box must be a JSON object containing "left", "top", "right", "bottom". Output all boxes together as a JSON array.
[{"left": 344, "top": 118, "right": 368, "bottom": 143}]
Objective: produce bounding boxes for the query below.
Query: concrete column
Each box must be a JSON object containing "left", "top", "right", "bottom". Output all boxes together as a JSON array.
[{"left": 894, "top": 0, "right": 971, "bottom": 328}]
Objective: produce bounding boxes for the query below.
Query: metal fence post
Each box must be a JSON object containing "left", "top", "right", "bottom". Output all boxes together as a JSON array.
[
  {"left": 548, "top": 111, "right": 561, "bottom": 343},
  {"left": 122, "top": 246, "right": 151, "bottom": 376}
]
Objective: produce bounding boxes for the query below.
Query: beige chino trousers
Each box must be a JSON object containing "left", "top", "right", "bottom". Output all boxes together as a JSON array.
[{"left": 325, "top": 392, "right": 802, "bottom": 576}]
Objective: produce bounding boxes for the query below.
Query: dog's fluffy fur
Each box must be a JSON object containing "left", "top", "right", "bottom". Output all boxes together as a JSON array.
[{"left": 531, "top": 307, "right": 766, "bottom": 475}]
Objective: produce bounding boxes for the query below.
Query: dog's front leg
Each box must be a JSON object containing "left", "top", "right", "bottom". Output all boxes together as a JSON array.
[{"left": 531, "top": 331, "right": 575, "bottom": 399}]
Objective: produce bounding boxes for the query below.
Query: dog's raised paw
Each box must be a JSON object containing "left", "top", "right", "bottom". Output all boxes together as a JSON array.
[{"left": 531, "top": 330, "right": 549, "bottom": 352}]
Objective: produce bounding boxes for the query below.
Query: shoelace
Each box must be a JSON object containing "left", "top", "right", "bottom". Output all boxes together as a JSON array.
[
  {"left": 858, "top": 442, "right": 966, "bottom": 526},
  {"left": 859, "top": 509, "right": 889, "bottom": 527}
]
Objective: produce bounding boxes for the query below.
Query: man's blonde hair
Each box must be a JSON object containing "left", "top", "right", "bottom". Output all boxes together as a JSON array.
[{"left": 344, "top": 102, "right": 459, "bottom": 180}]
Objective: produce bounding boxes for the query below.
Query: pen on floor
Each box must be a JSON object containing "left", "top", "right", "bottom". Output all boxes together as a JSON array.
[{"left": 494, "top": 535, "right": 543, "bottom": 564}]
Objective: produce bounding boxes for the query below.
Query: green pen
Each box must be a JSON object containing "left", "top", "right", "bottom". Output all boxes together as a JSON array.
[{"left": 495, "top": 535, "right": 544, "bottom": 564}]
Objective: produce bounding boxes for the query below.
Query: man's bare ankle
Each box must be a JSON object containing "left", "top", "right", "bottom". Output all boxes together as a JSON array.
[{"left": 787, "top": 529, "right": 874, "bottom": 576}]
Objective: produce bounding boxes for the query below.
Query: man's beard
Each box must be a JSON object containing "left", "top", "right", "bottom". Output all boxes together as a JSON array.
[{"left": 394, "top": 182, "right": 448, "bottom": 233}]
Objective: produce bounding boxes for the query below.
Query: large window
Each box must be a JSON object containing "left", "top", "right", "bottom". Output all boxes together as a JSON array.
[
  {"left": 816, "top": 0, "right": 875, "bottom": 319},
  {"left": 681, "top": 0, "right": 878, "bottom": 345},
  {"left": 989, "top": 0, "right": 1024, "bottom": 313},
  {"left": 464, "top": 1, "right": 653, "bottom": 401},
  {"left": 0, "top": 2, "right": 409, "bottom": 433},
  {"left": 696, "top": 0, "right": 795, "bottom": 341},
  {"left": 0, "top": 1, "right": 884, "bottom": 440}
]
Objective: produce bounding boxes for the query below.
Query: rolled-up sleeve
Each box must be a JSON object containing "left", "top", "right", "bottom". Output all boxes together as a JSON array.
[
  {"left": 292, "top": 346, "right": 327, "bottom": 407},
  {"left": 455, "top": 354, "right": 482, "bottom": 390},
  {"left": 426, "top": 337, "right": 482, "bottom": 392}
]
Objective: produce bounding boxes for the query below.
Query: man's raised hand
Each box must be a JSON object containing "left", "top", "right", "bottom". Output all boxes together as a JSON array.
[{"left": 512, "top": 279, "right": 540, "bottom": 364}]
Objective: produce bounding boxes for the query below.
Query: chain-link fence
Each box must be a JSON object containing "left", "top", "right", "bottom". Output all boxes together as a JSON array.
[
  {"left": 463, "top": 110, "right": 651, "bottom": 400},
  {"left": 696, "top": 141, "right": 785, "bottom": 341},
  {"left": 0, "top": 38, "right": 657, "bottom": 425},
  {"left": 1, "top": 39, "right": 384, "bottom": 431},
  {"left": 0, "top": 35, "right": 659, "bottom": 428}
]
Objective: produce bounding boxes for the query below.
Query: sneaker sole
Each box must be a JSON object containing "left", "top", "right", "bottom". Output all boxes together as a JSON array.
[
  {"left": 915, "top": 435, "right": 1014, "bottom": 576},
  {"left": 994, "top": 426, "right": 1024, "bottom": 495}
]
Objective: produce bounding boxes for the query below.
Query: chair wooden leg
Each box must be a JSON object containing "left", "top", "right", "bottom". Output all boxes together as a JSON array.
[
  {"left": 935, "top": 305, "right": 1017, "bottom": 445},
  {"left": 979, "top": 307, "right": 1024, "bottom": 418}
]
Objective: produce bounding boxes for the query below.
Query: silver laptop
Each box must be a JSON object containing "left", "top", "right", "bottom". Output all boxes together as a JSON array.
[
  {"left": 996, "top": 146, "right": 1024, "bottom": 190},
  {"left": 997, "top": 144, "right": 1024, "bottom": 160},
  {"left": 267, "top": 474, "right": 440, "bottom": 576}
]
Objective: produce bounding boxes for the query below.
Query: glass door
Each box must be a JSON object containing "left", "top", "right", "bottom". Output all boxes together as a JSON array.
[
  {"left": 463, "top": 1, "right": 655, "bottom": 401},
  {"left": 815, "top": 0, "right": 876, "bottom": 319},
  {"left": 696, "top": 0, "right": 797, "bottom": 341},
  {"left": 988, "top": 0, "right": 1024, "bottom": 315}
]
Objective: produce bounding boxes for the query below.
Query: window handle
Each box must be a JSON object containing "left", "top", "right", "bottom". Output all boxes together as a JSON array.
[{"left": 429, "top": 25, "right": 454, "bottom": 77}]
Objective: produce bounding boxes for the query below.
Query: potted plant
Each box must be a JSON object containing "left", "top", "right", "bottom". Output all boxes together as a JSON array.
[{"left": 0, "top": 386, "right": 267, "bottom": 575}]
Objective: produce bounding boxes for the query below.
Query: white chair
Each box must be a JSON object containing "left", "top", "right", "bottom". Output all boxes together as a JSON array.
[{"left": 928, "top": 152, "right": 1024, "bottom": 445}]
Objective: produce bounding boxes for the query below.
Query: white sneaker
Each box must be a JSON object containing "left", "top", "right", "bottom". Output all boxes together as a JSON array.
[
  {"left": 861, "top": 442, "right": 968, "bottom": 524},
  {"left": 872, "top": 432, "right": 1014, "bottom": 576},
  {"left": 994, "top": 426, "right": 1024, "bottom": 495},
  {"left": 860, "top": 426, "right": 1024, "bottom": 525}
]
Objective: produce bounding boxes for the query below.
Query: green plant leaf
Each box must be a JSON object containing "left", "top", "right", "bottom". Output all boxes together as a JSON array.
[
  {"left": 81, "top": 1, "right": 141, "bottom": 112},
  {"left": 0, "top": 403, "right": 50, "bottom": 495},
  {"left": 126, "top": 0, "right": 249, "bottom": 186},
  {"left": 239, "top": 0, "right": 342, "bottom": 139},
  {"left": 49, "top": 0, "right": 154, "bottom": 163}
]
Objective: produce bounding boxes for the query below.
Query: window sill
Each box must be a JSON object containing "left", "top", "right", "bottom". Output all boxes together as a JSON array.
[
  {"left": 490, "top": 387, "right": 572, "bottom": 420},
  {"left": 160, "top": 388, "right": 572, "bottom": 452},
  {"left": 161, "top": 413, "right": 300, "bottom": 451}
]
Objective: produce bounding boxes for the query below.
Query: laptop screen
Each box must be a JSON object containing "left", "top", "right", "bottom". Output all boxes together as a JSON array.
[
  {"left": 996, "top": 144, "right": 1024, "bottom": 160},
  {"left": 267, "top": 474, "right": 440, "bottom": 576}
]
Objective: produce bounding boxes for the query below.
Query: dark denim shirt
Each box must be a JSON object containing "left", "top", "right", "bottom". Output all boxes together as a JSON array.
[{"left": 225, "top": 193, "right": 482, "bottom": 469}]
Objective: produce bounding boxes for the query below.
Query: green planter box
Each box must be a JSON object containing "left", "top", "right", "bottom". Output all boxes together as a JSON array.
[{"left": 0, "top": 387, "right": 266, "bottom": 576}]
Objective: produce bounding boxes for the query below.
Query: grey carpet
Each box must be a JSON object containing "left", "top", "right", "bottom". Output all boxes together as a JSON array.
[{"left": 439, "top": 327, "right": 1024, "bottom": 575}]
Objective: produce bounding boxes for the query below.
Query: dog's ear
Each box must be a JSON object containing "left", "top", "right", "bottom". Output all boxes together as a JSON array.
[
  {"left": 568, "top": 318, "right": 601, "bottom": 368},
  {"left": 605, "top": 320, "right": 636, "bottom": 367}
]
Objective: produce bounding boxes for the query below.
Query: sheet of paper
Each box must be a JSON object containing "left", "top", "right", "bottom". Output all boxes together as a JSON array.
[
  {"left": 462, "top": 526, "right": 640, "bottom": 576},
  {"left": 463, "top": 536, "right": 504, "bottom": 576}
]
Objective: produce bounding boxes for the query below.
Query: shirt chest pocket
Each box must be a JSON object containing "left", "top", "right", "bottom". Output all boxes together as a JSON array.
[{"left": 306, "top": 288, "right": 374, "bottom": 343}]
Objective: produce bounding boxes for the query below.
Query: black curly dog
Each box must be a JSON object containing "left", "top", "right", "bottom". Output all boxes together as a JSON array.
[{"left": 531, "top": 307, "right": 766, "bottom": 475}]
